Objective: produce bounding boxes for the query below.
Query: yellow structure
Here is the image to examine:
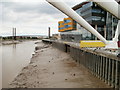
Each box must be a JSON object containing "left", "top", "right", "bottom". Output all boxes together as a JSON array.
[
  {"left": 58, "top": 17, "right": 76, "bottom": 32},
  {"left": 80, "top": 40, "right": 106, "bottom": 48}
]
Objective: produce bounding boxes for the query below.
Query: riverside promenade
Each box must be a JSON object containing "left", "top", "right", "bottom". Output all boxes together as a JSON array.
[{"left": 9, "top": 41, "right": 110, "bottom": 88}]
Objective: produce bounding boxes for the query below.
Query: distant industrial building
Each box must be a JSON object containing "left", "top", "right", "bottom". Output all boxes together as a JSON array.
[{"left": 58, "top": 1, "right": 120, "bottom": 42}]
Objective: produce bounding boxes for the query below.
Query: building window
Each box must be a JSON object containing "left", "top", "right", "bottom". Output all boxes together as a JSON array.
[
  {"left": 92, "top": 9, "right": 101, "bottom": 13},
  {"left": 81, "top": 9, "right": 91, "bottom": 16},
  {"left": 92, "top": 9, "right": 105, "bottom": 14},
  {"left": 92, "top": 16, "right": 105, "bottom": 21},
  {"left": 85, "top": 16, "right": 92, "bottom": 21},
  {"left": 94, "top": 3, "right": 97, "bottom": 7},
  {"left": 82, "top": 2, "right": 93, "bottom": 10},
  {"left": 73, "top": 25, "right": 76, "bottom": 28},
  {"left": 64, "top": 20, "right": 71, "bottom": 23},
  {"left": 65, "top": 25, "right": 71, "bottom": 28}
]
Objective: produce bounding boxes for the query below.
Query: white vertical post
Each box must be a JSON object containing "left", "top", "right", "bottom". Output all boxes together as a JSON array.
[
  {"left": 95, "top": 25, "right": 98, "bottom": 40},
  {"left": 113, "top": 20, "right": 120, "bottom": 42},
  {"left": 104, "top": 25, "right": 106, "bottom": 39}
]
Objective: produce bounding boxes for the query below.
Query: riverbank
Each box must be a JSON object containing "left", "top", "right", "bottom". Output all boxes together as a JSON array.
[
  {"left": 1, "top": 40, "right": 39, "bottom": 45},
  {"left": 9, "top": 41, "right": 110, "bottom": 88},
  {"left": 1, "top": 40, "right": 21, "bottom": 45},
  {"left": 2, "top": 40, "right": 37, "bottom": 88}
]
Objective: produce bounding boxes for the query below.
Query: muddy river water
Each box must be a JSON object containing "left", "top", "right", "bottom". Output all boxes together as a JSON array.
[{"left": 2, "top": 41, "right": 36, "bottom": 88}]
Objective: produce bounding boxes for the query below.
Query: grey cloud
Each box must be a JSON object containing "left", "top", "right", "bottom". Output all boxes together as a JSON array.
[
  {"left": 2, "top": 1, "right": 79, "bottom": 16},
  {"left": 2, "top": 1, "right": 67, "bottom": 22},
  {"left": 2, "top": 2, "right": 61, "bottom": 15},
  {"left": 1, "top": 1, "right": 80, "bottom": 36}
]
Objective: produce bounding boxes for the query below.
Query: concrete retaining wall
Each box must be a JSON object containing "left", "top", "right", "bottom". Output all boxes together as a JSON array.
[
  {"left": 70, "top": 46, "right": 120, "bottom": 88},
  {"left": 42, "top": 40, "right": 120, "bottom": 88}
]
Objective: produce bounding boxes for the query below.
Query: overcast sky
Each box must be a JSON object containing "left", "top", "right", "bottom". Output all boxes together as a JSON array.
[{"left": 0, "top": 0, "right": 86, "bottom": 36}]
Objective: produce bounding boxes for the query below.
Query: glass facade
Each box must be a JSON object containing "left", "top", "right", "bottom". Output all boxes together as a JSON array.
[
  {"left": 74, "top": 2, "right": 108, "bottom": 40},
  {"left": 59, "top": 1, "right": 119, "bottom": 42},
  {"left": 106, "top": 12, "right": 119, "bottom": 40},
  {"left": 75, "top": 8, "right": 82, "bottom": 16},
  {"left": 82, "top": 2, "right": 92, "bottom": 10}
]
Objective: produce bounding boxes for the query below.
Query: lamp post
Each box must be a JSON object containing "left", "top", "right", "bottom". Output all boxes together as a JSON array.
[{"left": 48, "top": 27, "right": 51, "bottom": 38}]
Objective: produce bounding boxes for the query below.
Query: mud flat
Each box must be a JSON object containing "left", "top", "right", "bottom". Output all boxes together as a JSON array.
[
  {"left": 9, "top": 41, "right": 110, "bottom": 88},
  {"left": 1, "top": 40, "right": 21, "bottom": 45}
]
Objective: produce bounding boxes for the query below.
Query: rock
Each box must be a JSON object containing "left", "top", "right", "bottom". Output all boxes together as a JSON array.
[
  {"left": 117, "top": 53, "right": 120, "bottom": 58},
  {"left": 35, "top": 47, "right": 39, "bottom": 50},
  {"left": 19, "top": 73, "right": 24, "bottom": 76},
  {"left": 43, "top": 45, "right": 49, "bottom": 48},
  {"left": 23, "top": 66, "right": 28, "bottom": 70},
  {"left": 33, "top": 65, "right": 37, "bottom": 67},
  {"left": 73, "top": 74, "right": 75, "bottom": 76},
  {"left": 52, "top": 72, "right": 55, "bottom": 74},
  {"left": 65, "top": 79, "right": 67, "bottom": 80},
  {"left": 41, "top": 50, "right": 43, "bottom": 52},
  {"left": 22, "top": 83, "right": 26, "bottom": 85}
]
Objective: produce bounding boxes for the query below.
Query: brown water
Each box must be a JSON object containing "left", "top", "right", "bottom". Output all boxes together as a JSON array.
[{"left": 2, "top": 41, "right": 36, "bottom": 88}]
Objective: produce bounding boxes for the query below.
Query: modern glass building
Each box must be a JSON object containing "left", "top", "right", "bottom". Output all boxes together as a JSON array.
[{"left": 59, "top": 1, "right": 120, "bottom": 42}]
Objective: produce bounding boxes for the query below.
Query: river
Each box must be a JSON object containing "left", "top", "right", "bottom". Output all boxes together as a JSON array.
[{"left": 2, "top": 40, "right": 37, "bottom": 88}]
